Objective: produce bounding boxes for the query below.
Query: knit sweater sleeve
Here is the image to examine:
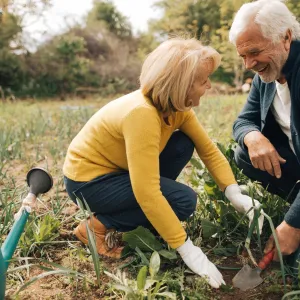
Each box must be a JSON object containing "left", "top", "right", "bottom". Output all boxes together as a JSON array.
[
  {"left": 180, "top": 110, "right": 237, "bottom": 191},
  {"left": 285, "top": 190, "right": 300, "bottom": 228},
  {"left": 233, "top": 75, "right": 262, "bottom": 150},
  {"left": 122, "top": 106, "right": 186, "bottom": 249}
]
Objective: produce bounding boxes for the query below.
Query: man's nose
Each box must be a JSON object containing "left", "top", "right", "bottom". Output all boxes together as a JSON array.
[{"left": 244, "top": 57, "right": 257, "bottom": 70}]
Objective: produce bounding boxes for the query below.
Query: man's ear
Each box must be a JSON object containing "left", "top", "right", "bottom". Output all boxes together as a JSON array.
[{"left": 284, "top": 29, "right": 292, "bottom": 51}]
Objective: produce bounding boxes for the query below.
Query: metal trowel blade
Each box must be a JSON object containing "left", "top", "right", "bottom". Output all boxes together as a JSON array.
[{"left": 232, "top": 264, "right": 263, "bottom": 291}]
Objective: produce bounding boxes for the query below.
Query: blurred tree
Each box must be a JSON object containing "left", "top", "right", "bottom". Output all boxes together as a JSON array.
[
  {"left": 0, "top": 0, "right": 51, "bottom": 97},
  {"left": 286, "top": 0, "right": 300, "bottom": 17},
  {"left": 0, "top": 0, "right": 51, "bottom": 50},
  {"left": 211, "top": 0, "right": 248, "bottom": 87},
  {"left": 136, "top": 32, "right": 159, "bottom": 61},
  {"left": 0, "top": 3, "right": 23, "bottom": 95},
  {"left": 1, "top": 0, "right": 299, "bottom": 99},
  {"left": 149, "top": 0, "right": 192, "bottom": 37},
  {"left": 25, "top": 35, "right": 90, "bottom": 98},
  {"left": 53, "top": 35, "right": 91, "bottom": 97},
  {"left": 0, "top": 48, "right": 24, "bottom": 94},
  {"left": 24, "top": 25, "right": 142, "bottom": 97},
  {"left": 87, "top": 0, "right": 132, "bottom": 38},
  {"left": 0, "top": 0, "right": 143, "bottom": 98},
  {"left": 0, "top": 13, "right": 21, "bottom": 49},
  {"left": 151, "top": 0, "right": 247, "bottom": 86},
  {"left": 151, "top": 0, "right": 221, "bottom": 42},
  {"left": 185, "top": 0, "right": 221, "bottom": 41}
]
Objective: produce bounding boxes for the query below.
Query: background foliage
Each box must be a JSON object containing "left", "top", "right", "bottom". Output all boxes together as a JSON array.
[{"left": 1, "top": 0, "right": 300, "bottom": 99}]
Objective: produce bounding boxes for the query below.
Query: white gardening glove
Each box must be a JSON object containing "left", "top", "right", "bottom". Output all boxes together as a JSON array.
[
  {"left": 225, "top": 184, "right": 264, "bottom": 234},
  {"left": 177, "top": 238, "right": 225, "bottom": 288}
]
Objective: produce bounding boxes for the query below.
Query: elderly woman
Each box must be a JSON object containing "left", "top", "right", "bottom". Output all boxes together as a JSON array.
[{"left": 63, "top": 38, "right": 263, "bottom": 288}]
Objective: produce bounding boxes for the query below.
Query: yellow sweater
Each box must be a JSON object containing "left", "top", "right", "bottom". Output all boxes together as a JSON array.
[{"left": 63, "top": 90, "right": 236, "bottom": 248}]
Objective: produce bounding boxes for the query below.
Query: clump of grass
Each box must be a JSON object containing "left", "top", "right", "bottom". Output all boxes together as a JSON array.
[{"left": 19, "top": 214, "right": 61, "bottom": 256}]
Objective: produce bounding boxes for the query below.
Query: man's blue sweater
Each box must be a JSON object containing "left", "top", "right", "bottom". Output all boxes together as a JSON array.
[{"left": 233, "top": 40, "right": 300, "bottom": 228}]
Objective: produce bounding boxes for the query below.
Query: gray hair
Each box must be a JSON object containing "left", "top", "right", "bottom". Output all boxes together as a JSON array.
[{"left": 229, "top": 0, "right": 300, "bottom": 44}]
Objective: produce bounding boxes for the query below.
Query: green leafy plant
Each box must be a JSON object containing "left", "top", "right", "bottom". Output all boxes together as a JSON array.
[
  {"left": 19, "top": 214, "right": 61, "bottom": 255},
  {"left": 186, "top": 141, "right": 287, "bottom": 248},
  {"left": 105, "top": 251, "right": 176, "bottom": 299},
  {"left": 122, "top": 226, "right": 177, "bottom": 262}
]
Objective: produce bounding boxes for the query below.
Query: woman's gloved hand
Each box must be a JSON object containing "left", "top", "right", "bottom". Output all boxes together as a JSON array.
[
  {"left": 225, "top": 184, "right": 264, "bottom": 234},
  {"left": 177, "top": 238, "right": 225, "bottom": 288}
]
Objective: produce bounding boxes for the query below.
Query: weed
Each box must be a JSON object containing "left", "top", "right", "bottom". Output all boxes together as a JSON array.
[
  {"left": 19, "top": 214, "right": 61, "bottom": 256},
  {"left": 105, "top": 251, "right": 177, "bottom": 299}
]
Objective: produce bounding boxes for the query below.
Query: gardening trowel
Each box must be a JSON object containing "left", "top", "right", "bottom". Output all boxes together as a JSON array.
[{"left": 232, "top": 250, "right": 274, "bottom": 291}]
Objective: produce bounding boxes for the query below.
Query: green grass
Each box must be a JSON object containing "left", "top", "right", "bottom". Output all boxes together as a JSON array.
[
  {"left": 195, "top": 93, "right": 246, "bottom": 143},
  {"left": 0, "top": 94, "right": 295, "bottom": 299}
]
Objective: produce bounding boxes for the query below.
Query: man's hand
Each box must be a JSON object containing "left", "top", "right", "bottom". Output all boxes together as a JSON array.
[
  {"left": 177, "top": 238, "right": 225, "bottom": 288},
  {"left": 264, "top": 221, "right": 300, "bottom": 260},
  {"left": 244, "top": 131, "right": 286, "bottom": 178}
]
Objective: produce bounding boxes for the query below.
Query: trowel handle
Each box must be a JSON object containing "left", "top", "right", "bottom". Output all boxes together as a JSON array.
[{"left": 258, "top": 250, "right": 275, "bottom": 270}]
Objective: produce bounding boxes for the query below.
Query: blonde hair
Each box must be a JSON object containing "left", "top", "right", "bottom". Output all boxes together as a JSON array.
[{"left": 140, "top": 38, "right": 220, "bottom": 114}]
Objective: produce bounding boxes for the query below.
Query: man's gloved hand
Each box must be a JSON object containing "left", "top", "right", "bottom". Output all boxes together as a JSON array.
[
  {"left": 177, "top": 238, "right": 225, "bottom": 288},
  {"left": 225, "top": 184, "right": 264, "bottom": 234}
]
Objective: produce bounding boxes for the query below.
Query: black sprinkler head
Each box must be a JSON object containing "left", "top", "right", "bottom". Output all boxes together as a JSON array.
[{"left": 26, "top": 168, "right": 53, "bottom": 196}]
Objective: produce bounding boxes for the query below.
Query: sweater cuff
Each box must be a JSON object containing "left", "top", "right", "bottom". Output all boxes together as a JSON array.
[
  {"left": 240, "top": 129, "right": 261, "bottom": 150},
  {"left": 284, "top": 214, "right": 300, "bottom": 229},
  {"left": 284, "top": 190, "right": 300, "bottom": 229}
]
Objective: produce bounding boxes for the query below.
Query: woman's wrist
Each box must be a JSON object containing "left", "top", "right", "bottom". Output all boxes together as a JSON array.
[{"left": 224, "top": 184, "right": 240, "bottom": 199}]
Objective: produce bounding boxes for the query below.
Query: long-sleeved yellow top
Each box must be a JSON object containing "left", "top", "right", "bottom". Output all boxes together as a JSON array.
[{"left": 63, "top": 90, "right": 237, "bottom": 248}]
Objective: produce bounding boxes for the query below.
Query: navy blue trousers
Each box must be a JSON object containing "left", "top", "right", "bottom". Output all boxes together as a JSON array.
[
  {"left": 234, "top": 145, "right": 300, "bottom": 202},
  {"left": 64, "top": 131, "right": 197, "bottom": 232}
]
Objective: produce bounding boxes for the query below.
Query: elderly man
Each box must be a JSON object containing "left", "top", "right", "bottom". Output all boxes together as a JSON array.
[{"left": 229, "top": 0, "right": 300, "bottom": 260}]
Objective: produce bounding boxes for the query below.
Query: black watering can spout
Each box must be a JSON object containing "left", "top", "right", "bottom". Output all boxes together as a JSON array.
[
  {"left": 0, "top": 167, "right": 53, "bottom": 300},
  {"left": 26, "top": 167, "right": 53, "bottom": 196}
]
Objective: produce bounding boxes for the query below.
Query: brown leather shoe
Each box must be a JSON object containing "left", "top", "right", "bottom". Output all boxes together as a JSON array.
[{"left": 74, "top": 215, "right": 123, "bottom": 259}]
